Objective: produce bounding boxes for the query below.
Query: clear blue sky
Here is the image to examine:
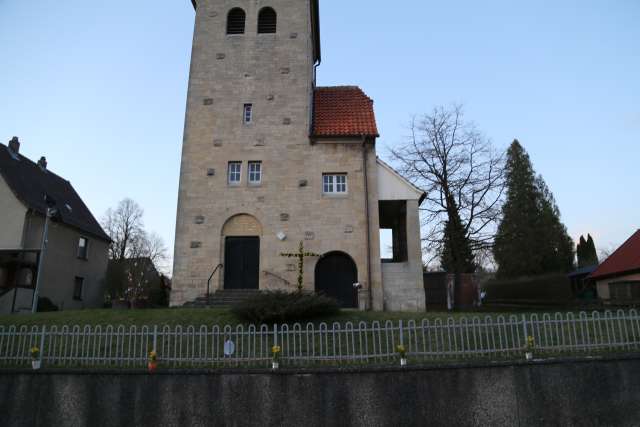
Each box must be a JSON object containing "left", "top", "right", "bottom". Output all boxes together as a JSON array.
[{"left": 1, "top": 0, "right": 639, "bottom": 271}]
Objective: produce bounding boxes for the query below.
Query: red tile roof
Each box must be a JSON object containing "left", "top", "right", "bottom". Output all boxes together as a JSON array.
[
  {"left": 589, "top": 230, "right": 640, "bottom": 280},
  {"left": 313, "top": 86, "right": 379, "bottom": 138}
]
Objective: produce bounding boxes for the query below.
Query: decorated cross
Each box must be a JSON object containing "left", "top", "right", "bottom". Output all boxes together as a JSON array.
[{"left": 280, "top": 241, "right": 320, "bottom": 292}]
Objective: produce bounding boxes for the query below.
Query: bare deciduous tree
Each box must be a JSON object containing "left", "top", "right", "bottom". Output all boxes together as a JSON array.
[
  {"left": 390, "top": 105, "right": 505, "bottom": 268},
  {"left": 101, "top": 199, "right": 169, "bottom": 301},
  {"left": 102, "top": 198, "right": 144, "bottom": 261}
]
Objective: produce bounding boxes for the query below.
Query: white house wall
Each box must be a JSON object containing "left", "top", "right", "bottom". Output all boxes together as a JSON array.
[
  {"left": 377, "top": 160, "right": 423, "bottom": 201},
  {"left": 0, "top": 175, "right": 27, "bottom": 249},
  {"left": 597, "top": 273, "right": 640, "bottom": 301}
]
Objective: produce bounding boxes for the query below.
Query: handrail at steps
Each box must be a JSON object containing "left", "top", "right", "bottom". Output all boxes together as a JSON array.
[{"left": 207, "top": 264, "right": 224, "bottom": 306}]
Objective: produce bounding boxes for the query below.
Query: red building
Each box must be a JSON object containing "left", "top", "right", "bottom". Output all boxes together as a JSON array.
[{"left": 589, "top": 230, "right": 640, "bottom": 304}]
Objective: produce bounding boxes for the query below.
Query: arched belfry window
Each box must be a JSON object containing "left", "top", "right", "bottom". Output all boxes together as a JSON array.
[
  {"left": 227, "top": 8, "right": 246, "bottom": 35},
  {"left": 257, "top": 7, "right": 277, "bottom": 34}
]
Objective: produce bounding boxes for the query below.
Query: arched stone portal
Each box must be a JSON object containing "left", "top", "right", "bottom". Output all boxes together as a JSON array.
[
  {"left": 221, "top": 214, "right": 261, "bottom": 290},
  {"left": 314, "top": 252, "right": 358, "bottom": 308}
]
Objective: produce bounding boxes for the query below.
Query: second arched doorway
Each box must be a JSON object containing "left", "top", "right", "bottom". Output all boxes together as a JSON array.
[{"left": 314, "top": 252, "right": 358, "bottom": 308}]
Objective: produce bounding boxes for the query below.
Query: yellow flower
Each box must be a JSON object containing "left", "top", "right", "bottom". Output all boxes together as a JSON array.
[
  {"left": 527, "top": 336, "right": 535, "bottom": 349},
  {"left": 272, "top": 345, "right": 281, "bottom": 354}
]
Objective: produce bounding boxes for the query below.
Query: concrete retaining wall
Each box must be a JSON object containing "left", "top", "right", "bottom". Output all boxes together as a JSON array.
[{"left": 1, "top": 356, "right": 639, "bottom": 427}]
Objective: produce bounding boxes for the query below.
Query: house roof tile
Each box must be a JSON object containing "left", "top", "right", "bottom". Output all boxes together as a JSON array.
[
  {"left": 0, "top": 143, "right": 110, "bottom": 242},
  {"left": 589, "top": 230, "right": 640, "bottom": 280},
  {"left": 313, "top": 86, "right": 379, "bottom": 138}
]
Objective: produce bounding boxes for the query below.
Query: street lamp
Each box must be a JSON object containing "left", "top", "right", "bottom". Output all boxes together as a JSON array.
[{"left": 31, "top": 198, "right": 57, "bottom": 313}]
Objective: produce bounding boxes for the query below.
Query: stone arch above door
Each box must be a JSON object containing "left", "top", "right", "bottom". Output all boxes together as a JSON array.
[{"left": 221, "top": 214, "right": 262, "bottom": 237}]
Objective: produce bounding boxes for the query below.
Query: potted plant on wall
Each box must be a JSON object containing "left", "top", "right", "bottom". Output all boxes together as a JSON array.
[
  {"left": 525, "top": 336, "right": 535, "bottom": 361},
  {"left": 397, "top": 344, "right": 407, "bottom": 367},
  {"left": 30, "top": 346, "right": 41, "bottom": 370},
  {"left": 148, "top": 350, "right": 158, "bottom": 373},
  {"left": 271, "top": 345, "right": 281, "bottom": 370}
]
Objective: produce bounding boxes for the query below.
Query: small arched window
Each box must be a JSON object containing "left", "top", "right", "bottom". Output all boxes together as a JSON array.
[
  {"left": 257, "top": 7, "right": 277, "bottom": 34},
  {"left": 226, "top": 8, "right": 246, "bottom": 35}
]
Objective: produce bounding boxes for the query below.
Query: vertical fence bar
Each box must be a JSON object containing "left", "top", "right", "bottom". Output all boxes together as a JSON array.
[
  {"left": 39, "top": 326, "right": 46, "bottom": 365},
  {"left": 153, "top": 325, "right": 158, "bottom": 354},
  {"left": 521, "top": 314, "right": 528, "bottom": 355}
]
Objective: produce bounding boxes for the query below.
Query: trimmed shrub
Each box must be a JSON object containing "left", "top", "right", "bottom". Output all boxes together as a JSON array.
[
  {"left": 232, "top": 291, "right": 340, "bottom": 324},
  {"left": 482, "top": 273, "right": 573, "bottom": 305},
  {"left": 37, "top": 297, "right": 59, "bottom": 312}
]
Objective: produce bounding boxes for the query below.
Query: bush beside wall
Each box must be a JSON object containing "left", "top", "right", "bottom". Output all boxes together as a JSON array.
[
  {"left": 232, "top": 291, "right": 340, "bottom": 324},
  {"left": 482, "top": 273, "right": 573, "bottom": 305}
]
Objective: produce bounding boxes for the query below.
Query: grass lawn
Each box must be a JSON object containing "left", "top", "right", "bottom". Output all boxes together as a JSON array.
[{"left": 0, "top": 306, "right": 568, "bottom": 328}]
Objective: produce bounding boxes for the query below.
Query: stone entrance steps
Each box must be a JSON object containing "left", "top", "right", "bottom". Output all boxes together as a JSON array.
[{"left": 183, "top": 289, "right": 262, "bottom": 308}]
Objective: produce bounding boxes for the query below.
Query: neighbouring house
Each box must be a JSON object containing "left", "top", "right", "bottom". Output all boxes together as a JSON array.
[
  {"left": 171, "top": 0, "right": 427, "bottom": 311},
  {"left": 589, "top": 230, "right": 640, "bottom": 305},
  {"left": 0, "top": 137, "right": 110, "bottom": 313}
]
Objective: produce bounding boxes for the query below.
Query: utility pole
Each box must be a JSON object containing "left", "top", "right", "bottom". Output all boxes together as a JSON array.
[{"left": 31, "top": 206, "right": 56, "bottom": 313}]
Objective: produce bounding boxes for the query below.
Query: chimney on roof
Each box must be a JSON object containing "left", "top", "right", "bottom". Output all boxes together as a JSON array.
[
  {"left": 8, "top": 136, "right": 20, "bottom": 154},
  {"left": 38, "top": 156, "right": 48, "bottom": 170}
]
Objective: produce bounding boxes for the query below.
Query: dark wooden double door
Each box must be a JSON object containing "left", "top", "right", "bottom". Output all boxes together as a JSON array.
[
  {"left": 224, "top": 237, "right": 260, "bottom": 290},
  {"left": 315, "top": 252, "right": 358, "bottom": 308}
]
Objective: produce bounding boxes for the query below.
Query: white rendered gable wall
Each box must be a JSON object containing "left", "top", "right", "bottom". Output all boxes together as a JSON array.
[
  {"left": 377, "top": 159, "right": 423, "bottom": 202},
  {"left": 0, "top": 174, "right": 27, "bottom": 249}
]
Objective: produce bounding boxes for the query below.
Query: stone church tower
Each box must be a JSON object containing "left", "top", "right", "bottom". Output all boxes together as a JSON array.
[{"left": 172, "top": 0, "right": 426, "bottom": 311}]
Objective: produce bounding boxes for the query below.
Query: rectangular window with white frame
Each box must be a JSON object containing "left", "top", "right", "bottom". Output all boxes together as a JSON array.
[
  {"left": 248, "top": 161, "right": 262, "bottom": 185},
  {"left": 228, "top": 161, "right": 242, "bottom": 185},
  {"left": 322, "top": 173, "right": 348, "bottom": 195},
  {"left": 243, "top": 104, "right": 253, "bottom": 124},
  {"left": 77, "top": 237, "right": 89, "bottom": 260}
]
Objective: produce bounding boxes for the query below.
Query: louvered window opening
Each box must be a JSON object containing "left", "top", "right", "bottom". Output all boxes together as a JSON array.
[
  {"left": 227, "top": 8, "right": 246, "bottom": 35},
  {"left": 258, "top": 8, "right": 277, "bottom": 34}
]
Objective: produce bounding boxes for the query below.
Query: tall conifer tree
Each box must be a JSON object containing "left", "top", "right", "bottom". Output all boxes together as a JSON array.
[
  {"left": 577, "top": 236, "right": 588, "bottom": 268},
  {"left": 577, "top": 234, "right": 599, "bottom": 268},
  {"left": 585, "top": 234, "right": 599, "bottom": 266},
  {"left": 494, "top": 140, "right": 574, "bottom": 277},
  {"left": 440, "top": 199, "right": 476, "bottom": 273}
]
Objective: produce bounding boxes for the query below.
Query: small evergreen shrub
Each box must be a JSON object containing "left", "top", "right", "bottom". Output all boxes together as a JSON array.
[
  {"left": 232, "top": 291, "right": 340, "bottom": 324},
  {"left": 37, "top": 297, "right": 59, "bottom": 312}
]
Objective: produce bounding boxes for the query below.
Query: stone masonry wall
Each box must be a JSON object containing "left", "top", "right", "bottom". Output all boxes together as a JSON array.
[
  {"left": 171, "top": 0, "right": 383, "bottom": 307},
  {"left": 382, "top": 200, "right": 425, "bottom": 311},
  {"left": 2, "top": 356, "right": 640, "bottom": 426}
]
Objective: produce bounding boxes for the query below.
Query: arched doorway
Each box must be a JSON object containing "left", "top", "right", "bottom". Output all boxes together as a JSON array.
[
  {"left": 221, "top": 214, "right": 261, "bottom": 290},
  {"left": 314, "top": 252, "right": 358, "bottom": 308}
]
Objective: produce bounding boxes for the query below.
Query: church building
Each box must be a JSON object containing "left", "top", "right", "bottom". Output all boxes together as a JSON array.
[{"left": 171, "top": 0, "right": 426, "bottom": 311}]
